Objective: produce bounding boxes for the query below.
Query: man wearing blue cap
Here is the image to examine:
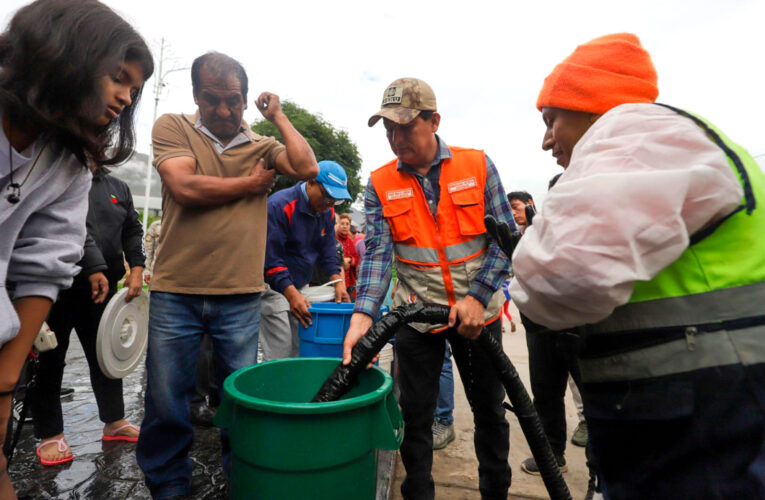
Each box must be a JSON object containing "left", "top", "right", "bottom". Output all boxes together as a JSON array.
[{"left": 260, "top": 160, "right": 353, "bottom": 360}]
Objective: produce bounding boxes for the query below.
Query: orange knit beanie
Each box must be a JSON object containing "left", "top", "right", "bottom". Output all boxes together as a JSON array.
[{"left": 536, "top": 33, "right": 659, "bottom": 114}]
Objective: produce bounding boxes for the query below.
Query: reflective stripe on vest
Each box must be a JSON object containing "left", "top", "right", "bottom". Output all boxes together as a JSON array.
[
  {"left": 394, "top": 235, "right": 488, "bottom": 265},
  {"left": 580, "top": 324, "right": 765, "bottom": 383},
  {"left": 582, "top": 280, "right": 765, "bottom": 334}
]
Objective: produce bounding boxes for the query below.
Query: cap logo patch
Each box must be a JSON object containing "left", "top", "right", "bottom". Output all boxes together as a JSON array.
[
  {"left": 382, "top": 86, "right": 403, "bottom": 105},
  {"left": 447, "top": 177, "right": 477, "bottom": 193},
  {"left": 386, "top": 188, "right": 414, "bottom": 201},
  {"left": 327, "top": 172, "right": 347, "bottom": 186}
]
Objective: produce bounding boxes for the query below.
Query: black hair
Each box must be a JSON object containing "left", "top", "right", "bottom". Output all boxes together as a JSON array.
[
  {"left": 507, "top": 191, "right": 534, "bottom": 204},
  {"left": 191, "top": 52, "right": 248, "bottom": 102},
  {"left": 419, "top": 110, "right": 435, "bottom": 121},
  {"left": 0, "top": 0, "right": 154, "bottom": 166}
]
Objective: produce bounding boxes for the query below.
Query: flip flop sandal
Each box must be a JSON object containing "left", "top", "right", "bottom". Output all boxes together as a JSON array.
[
  {"left": 102, "top": 423, "right": 140, "bottom": 442},
  {"left": 36, "top": 437, "right": 74, "bottom": 466}
]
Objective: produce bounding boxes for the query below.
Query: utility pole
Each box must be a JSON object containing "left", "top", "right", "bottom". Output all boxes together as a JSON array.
[{"left": 141, "top": 38, "right": 189, "bottom": 232}]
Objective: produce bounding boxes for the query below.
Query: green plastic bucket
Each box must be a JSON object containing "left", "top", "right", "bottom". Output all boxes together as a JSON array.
[{"left": 214, "top": 358, "right": 404, "bottom": 500}]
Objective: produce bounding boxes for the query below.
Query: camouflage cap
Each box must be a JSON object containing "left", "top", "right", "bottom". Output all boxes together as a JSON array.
[{"left": 368, "top": 78, "right": 437, "bottom": 127}]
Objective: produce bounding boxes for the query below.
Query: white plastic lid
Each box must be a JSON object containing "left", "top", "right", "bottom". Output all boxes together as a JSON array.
[
  {"left": 96, "top": 288, "right": 149, "bottom": 379},
  {"left": 299, "top": 285, "right": 336, "bottom": 303}
]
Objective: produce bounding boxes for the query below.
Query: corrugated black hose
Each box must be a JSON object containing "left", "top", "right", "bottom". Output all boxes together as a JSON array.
[
  {"left": 312, "top": 302, "right": 571, "bottom": 500},
  {"left": 312, "top": 215, "right": 571, "bottom": 500}
]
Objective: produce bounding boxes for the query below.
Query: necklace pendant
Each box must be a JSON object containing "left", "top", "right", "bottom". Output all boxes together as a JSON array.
[{"left": 6, "top": 183, "right": 20, "bottom": 204}]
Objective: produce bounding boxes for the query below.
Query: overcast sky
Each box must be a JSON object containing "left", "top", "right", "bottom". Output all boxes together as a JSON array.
[{"left": 4, "top": 0, "right": 765, "bottom": 204}]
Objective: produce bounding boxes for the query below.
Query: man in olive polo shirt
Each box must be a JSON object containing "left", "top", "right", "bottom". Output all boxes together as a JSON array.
[{"left": 136, "top": 51, "right": 318, "bottom": 499}]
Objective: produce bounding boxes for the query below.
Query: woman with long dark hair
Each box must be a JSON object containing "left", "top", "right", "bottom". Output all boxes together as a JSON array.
[{"left": 0, "top": 0, "right": 153, "bottom": 496}]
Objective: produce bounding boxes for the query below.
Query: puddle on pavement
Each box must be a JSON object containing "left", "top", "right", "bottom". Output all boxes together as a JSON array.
[{"left": 9, "top": 336, "right": 228, "bottom": 499}]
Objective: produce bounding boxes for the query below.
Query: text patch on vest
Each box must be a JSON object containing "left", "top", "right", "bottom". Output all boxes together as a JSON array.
[
  {"left": 447, "top": 177, "right": 477, "bottom": 193},
  {"left": 387, "top": 188, "right": 414, "bottom": 201}
]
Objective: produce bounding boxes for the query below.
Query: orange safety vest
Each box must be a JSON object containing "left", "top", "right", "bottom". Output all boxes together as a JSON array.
[{"left": 370, "top": 146, "right": 504, "bottom": 332}]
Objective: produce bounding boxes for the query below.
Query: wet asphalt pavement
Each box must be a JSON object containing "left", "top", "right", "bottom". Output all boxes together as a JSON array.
[{"left": 8, "top": 335, "right": 228, "bottom": 499}]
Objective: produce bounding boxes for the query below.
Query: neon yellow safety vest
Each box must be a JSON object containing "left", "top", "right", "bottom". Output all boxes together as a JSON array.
[{"left": 579, "top": 105, "right": 765, "bottom": 383}]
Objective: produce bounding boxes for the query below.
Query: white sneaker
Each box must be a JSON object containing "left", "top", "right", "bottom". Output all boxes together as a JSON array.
[{"left": 432, "top": 420, "right": 456, "bottom": 450}]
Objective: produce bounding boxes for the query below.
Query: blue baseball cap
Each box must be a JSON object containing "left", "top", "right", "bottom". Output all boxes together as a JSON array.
[{"left": 316, "top": 160, "right": 352, "bottom": 201}]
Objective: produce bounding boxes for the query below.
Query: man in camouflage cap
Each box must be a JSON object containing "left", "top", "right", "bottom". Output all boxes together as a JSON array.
[
  {"left": 344, "top": 77, "right": 516, "bottom": 500},
  {"left": 367, "top": 77, "right": 437, "bottom": 126}
]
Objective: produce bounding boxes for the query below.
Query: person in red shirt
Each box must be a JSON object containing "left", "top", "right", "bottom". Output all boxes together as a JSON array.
[{"left": 336, "top": 213, "right": 359, "bottom": 297}]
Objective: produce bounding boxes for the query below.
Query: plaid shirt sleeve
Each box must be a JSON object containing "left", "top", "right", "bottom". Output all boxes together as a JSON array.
[
  {"left": 353, "top": 179, "right": 393, "bottom": 318},
  {"left": 467, "top": 154, "right": 516, "bottom": 307}
]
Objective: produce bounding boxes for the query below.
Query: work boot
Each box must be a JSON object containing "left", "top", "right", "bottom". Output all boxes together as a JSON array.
[
  {"left": 520, "top": 453, "right": 567, "bottom": 475},
  {"left": 432, "top": 420, "right": 455, "bottom": 450},
  {"left": 190, "top": 403, "right": 216, "bottom": 427},
  {"left": 571, "top": 420, "right": 588, "bottom": 447}
]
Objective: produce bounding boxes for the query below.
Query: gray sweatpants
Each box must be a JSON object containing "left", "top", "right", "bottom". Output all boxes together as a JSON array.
[{"left": 259, "top": 286, "right": 300, "bottom": 360}]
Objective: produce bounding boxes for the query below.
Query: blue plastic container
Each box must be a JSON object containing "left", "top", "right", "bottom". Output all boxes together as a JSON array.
[{"left": 299, "top": 303, "right": 387, "bottom": 358}]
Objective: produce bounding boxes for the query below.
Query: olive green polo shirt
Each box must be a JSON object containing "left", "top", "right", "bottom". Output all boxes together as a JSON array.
[{"left": 150, "top": 111, "right": 285, "bottom": 294}]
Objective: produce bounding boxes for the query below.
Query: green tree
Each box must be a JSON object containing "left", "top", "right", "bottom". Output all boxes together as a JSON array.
[
  {"left": 137, "top": 210, "right": 160, "bottom": 229},
  {"left": 251, "top": 101, "right": 363, "bottom": 210}
]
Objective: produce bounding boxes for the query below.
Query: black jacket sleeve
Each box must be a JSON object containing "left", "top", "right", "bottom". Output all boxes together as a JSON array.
[
  {"left": 121, "top": 184, "right": 146, "bottom": 269},
  {"left": 78, "top": 232, "right": 108, "bottom": 277}
]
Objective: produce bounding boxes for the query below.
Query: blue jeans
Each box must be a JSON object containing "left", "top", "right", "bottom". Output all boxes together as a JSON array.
[
  {"left": 435, "top": 341, "right": 454, "bottom": 425},
  {"left": 136, "top": 291, "right": 261, "bottom": 499}
]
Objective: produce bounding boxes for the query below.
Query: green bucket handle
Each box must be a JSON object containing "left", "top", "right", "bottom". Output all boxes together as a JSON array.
[{"left": 373, "top": 391, "right": 404, "bottom": 450}]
